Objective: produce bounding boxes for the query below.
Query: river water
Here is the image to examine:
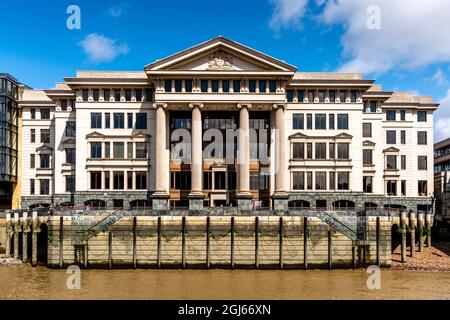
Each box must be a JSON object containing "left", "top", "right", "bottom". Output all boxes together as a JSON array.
[{"left": 0, "top": 267, "right": 449, "bottom": 300}]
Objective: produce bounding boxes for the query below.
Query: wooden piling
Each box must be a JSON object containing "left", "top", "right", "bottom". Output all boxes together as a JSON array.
[
  {"left": 22, "top": 213, "right": 28, "bottom": 263},
  {"left": 328, "top": 228, "right": 332, "bottom": 270},
  {"left": 279, "top": 217, "right": 284, "bottom": 270},
  {"left": 59, "top": 216, "right": 64, "bottom": 268},
  {"left": 425, "top": 213, "right": 432, "bottom": 247},
  {"left": 108, "top": 231, "right": 113, "bottom": 269},
  {"left": 182, "top": 216, "right": 186, "bottom": 269},
  {"left": 133, "top": 217, "right": 137, "bottom": 269},
  {"left": 401, "top": 211, "right": 407, "bottom": 263},
  {"left": 255, "top": 217, "right": 259, "bottom": 269},
  {"left": 206, "top": 216, "right": 210, "bottom": 270},
  {"left": 418, "top": 213, "right": 424, "bottom": 252},
  {"left": 5, "top": 213, "right": 11, "bottom": 258},
  {"left": 376, "top": 217, "right": 380, "bottom": 266},
  {"left": 303, "top": 217, "right": 308, "bottom": 270},
  {"left": 409, "top": 212, "right": 416, "bottom": 258},
  {"left": 230, "top": 216, "right": 235, "bottom": 270},
  {"left": 157, "top": 216, "right": 161, "bottom": 269},
  {"left": 13, "top": 212, "right": 19, "bottom": 260},
  {"left": 31, "top": 212, "right": 37, "bottom": 267},
  {"left": 352, "top": 243, "right": 357, "bottom": 269}
]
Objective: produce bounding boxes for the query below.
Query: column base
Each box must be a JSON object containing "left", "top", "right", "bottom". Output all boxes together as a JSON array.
[
  {"left": 237, "top": 193, "right": 253, "bottom": 212},
  {"left": 272, "top": 192, "right": 289, "bottom": 212},
  {"left": 152, "top": 192, "right": 169, "bottom": 211},
  {"left": 188, "top": 193, "right": 204, "bottom": 212}
]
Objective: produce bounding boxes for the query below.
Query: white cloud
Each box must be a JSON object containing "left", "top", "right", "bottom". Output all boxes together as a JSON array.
[
  {"left": 432, "top": 69, "right": 448, "bottom": 87},
  {"left": 107, "top": 3, "right": 130, "bottom": 18},
  {"left": 435, "top": 89, "right": 450, "bottom": 142},
  {"left": 79, "top": 33, "right": 129, "bottom": 63},
  {"left": 318, "top": 0, "right": 450, "bottom": 74},
  {"left": 269, "top": 0, "right": 309, "bottom": 32}
]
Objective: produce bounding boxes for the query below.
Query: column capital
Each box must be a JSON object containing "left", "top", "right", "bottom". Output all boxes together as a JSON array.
[
  {"left": 237, "top": 103, "right": 252, "bottom": 110},
  {"left": 153, "top": 102, "right": 168, "bottom": 110},
  {"left": 272, "top": 103, "right": 287, "bottom": 110},
  {"left": 189, "top": 103, "right": 204, "bottom": 110}
]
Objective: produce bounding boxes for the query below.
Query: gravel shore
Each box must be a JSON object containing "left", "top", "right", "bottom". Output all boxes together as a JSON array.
[
  {"left": 392, "top": 242, "right": 450, "bottom": 272},
  {"left": 0, "top": 257, "right": 24, "bottom": 267}
]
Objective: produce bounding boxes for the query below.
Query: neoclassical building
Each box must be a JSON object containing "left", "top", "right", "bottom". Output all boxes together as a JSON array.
[{"left": 17, "top": 36, "right": 438, "bottom": 212}]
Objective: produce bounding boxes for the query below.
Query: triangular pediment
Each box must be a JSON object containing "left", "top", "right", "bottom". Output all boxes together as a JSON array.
[
  {"left": 86, "top": 131, "right": 105, "bottom": 139},
  {"left": 383, "top": 147, "right": 400, "bottom": 153},
  {"left": 289, "top": 132, "right": 308, "bottom": 140},
  {"left": 334, "top": 133, "right": 353, "bottom": 139},
  {"left": 36, "top": 144, "right": 53, "bottom": 152},
  {"left": 132, "top": 131, "right": 151, "bottom": 139},
  {"left": 145, "top": 36, "right": 297, "bottom": 73},
  {"left": 62, "top": 138, "right": 76, "bottom": 145},
  {"left": 363, "top": 140, "right": 376, "bottom": 146}
]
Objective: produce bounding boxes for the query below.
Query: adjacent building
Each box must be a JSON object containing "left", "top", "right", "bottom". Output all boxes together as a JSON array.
[
  {"left": 434, "top": 138, "right": 450, "bottom": 224},
  {"left": 16, "top": 37, "right": 438, "bottom": 212}
]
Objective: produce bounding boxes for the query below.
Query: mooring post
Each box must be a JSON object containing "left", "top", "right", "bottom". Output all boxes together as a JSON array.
[
  {"left": 108, "top": 231, "right": 113, "bottom": 269},
  {"left": 182, "top": 216, "right": 186, "bottom": 269},
  {"left": 157, "top": 216, "right": 161, "bottom": 269},
  {"left": 230, "top": 216, "right": 235, "bottom": 270},
  {"left": 255, "top": 216, "right": 259, "bottom": 269},
  {"left": 304, "top": 217, "right": 308, "bottom": 270},
  {"left": 22, "top": 212, "right": 28, "bottom": 263},
  {"left": 400, "top": 211, "right": 407, "bottom": 263},
  {"left": 352, "top": 243, "right": 357, "bottom": 269},
  {"left": 376, "top": 217, "right": 381, "bottom": 266},
  {"left": 31, "top": 211, "right": 38, "bottom": 267},
  {"left": 59, "top": 216, "right": 64, "bottom": 268},
  {"left": 409, "top": 212, "right": 416, "bottom": 258},
  {"left": 418, "top": 213, "right": 424, "bottom": 252},
  {"left": 328, "top": 227, "right": 332, "bottom": 270},
  {"left": 279, "top": 217, "right": 284, "bottom": 270},
  {"left": 206, "top": 216, "right": 210, "bottom": 270},
  {"left": 425, "top": 213, "right": 432, "bottom": 248},
  {"left": 13, "top": 212, "right": 19, "bottom": 260},
  {"left": 133, "top": 217, "right": 137, "bottom": 269},
  {"left": 5, "top": 213, "right": 11, "bottom": 258}
]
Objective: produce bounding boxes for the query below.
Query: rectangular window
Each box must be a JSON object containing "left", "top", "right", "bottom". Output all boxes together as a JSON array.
[
  {"left": 211, "top": 80, "right": 219, "bottom": 93},
  {"left": 315, "top": 143, "right": 327, "bottom": 160},
  {"left": 337, "top": 143, "right": 349, "bottom": 160},
  {"left": 418, "top": 156, "right": 427, "bottom": 170},
  {"left": 91, "top": 113, "right": 102, "bottom": 129},
  {"left": 337, "top": 114, "right": 349, "bottom": 130},
  {"left": 340, "top": 91, "right": 347, "bottom": 103},
  {"left": 105, "top": 113, "right": 111, "bottom": 129},
  {"left": 401, "top": 130, "right": 406, "bottom": 144},
  {"left": 185, "top": 80, "right": 193, "bottom": 93},
  {"left": 90, "top": 172, "right": 102, "bottom": 190},
  {"left": 293, "top": 172, "right": 305, "bottom": 190},
  {"left": 222, "top": 80, "right": 229, "bottom": 93},
  {"left": 93, "top": 89, "right": 99, "bottom": 102},
  {"left": 214, "top": 172, "right": 226, "bottom": 190},
  {"left": 233, "top": 80, "right": 241, "bottom": 93},
  {"left": 363, "top": 123, "right": 372, "bottom": 138},
  {"left": 363, "top": 150, "right": 373, "bottom": 166},
  {"left": 40, "top": 129, "right": 50, "bottom": 143},
  {"left": 113, "top": 142, "right": 125, "bottom": 159},
  {"left": 40, "top": 108, "right": 50, "bottom": 120},
  {"left": 61, "top": 100, "right": 68, "bottom": 110},
  {"left": 401, "top": 155, "right": 406, "bottom": 170},
  {"left": 113, "top": 171, "right": 125, "bottom": 190},
  {"left": 135, "top": 89, "right": 142, "bottom": 101},
  {"left": 297, "top": 90, "right": 304, "bottom": 102},
  {"left": 30, "top": 154, "right": 35, "bottom": 169},
  {"left": 136, "top": 113, "right": 147, "bottom": 129},
  {"left": 127, "top": 172, "right": 133, "bottom": 190},
  {"left": 249, "top": 80, "right": 256, "bottom": 93},
  {"left": 387, "top": 180, "right": 397, "bottom": 196},
  {"left": 269, "top": 80, "right": 277, "bottom": 93},
  {"left": 30, "top": 179, "right": 35, "bottom": 195},
  {"left": 363, "top": 176, "right": 373, "bottom": 193},
  {"left": 306, "top": 143, "right": 313, "bottom": 159},
  {"left": 31, "top": 108, "right": 36, "bottom": 119},
  {"left": 127, "top": 113, "right": 133, "bottom": 129},
  {"left": 165, "top": 80, "right": 172, "bottom": 92},
  {"left": 418, "top": 131, "right": 427, "bottom": 145},
  {"left": 350, "top": 90, "right": 357, "bottom": 103},
  {"left": 337, "top": 172, "right": 350, "bottom": 190},
  {"left": 329, "top": 90, "right": 336, "bottom": 103},
  {"left": 287, "top": 90, "right": 293, "bottom": 102},
  {"left": 82, "top": 89, "right": 89, "bottom": 101},
  {"left": 31, "top": 129, "right": 35, "bottom": 143},
  {"left": 307, "top": 114, "right": 313, "bottom": 129},
  {"left": 65, "top": 121, "right": 76, "bottom": 137},
  {"left": 91, "top": 142, "right": 102, "bottom": 159},
  {"left": 307, "top": 172, "right": 313, "bottom": 190},
  {"left": 114, "top": 113, "right": 124, "bottom": 129},
  {"left": 370, "top": 101, "right": 377, "bottom": 113},
  {"left": 329, "top": 143, "right": 335, "bottom": 159},
  {"left": 65, "top": 148, "right": 76, "bottom": 164},
  {"left": 386, "top": 155, "right": 397, "bottom": 170},
  {"left": 146, "top": 88, "right": 153, "bottom": 102},
  {"left": 386, "top": 110, "right": 396, "bottom": 121},
  {"left": 329, "top": 172, "right": 336, "bottom": 190},
  {"left": 66, "top": 176, "right": 75, "bottom": 193},
  {"left": 201, "top": 80, "right": 208, "bottom": 92},
  {"left": 40, "top": 179, "right": 50, "bottom": 195},
  {"left": 114, "top": 89, "right": 121, "bottom": 101},
  {"left": 293, "top": 114, "right": 304, "bottom": 130},
  {"left": 293, "top": 143, "right": 304, "bottom": 159},
  {"left": 259, "top": 80, "right": 267, "bottom": 93},
  {"left": 104, "top": 171, "right": 110, "bottom": 190},
  {"left": 315, "top": 114, "right": 326, "bottom": 130},
  {"left": 401, "top": 180, "right": 406, "bottom": 196},
  {"left": 175, "top": 80, "right": 182, "bottom": 93},
  {"left": 136, "top": 142, "right": 148, "bottom": 159},
  {"left": 319, "top": 91, "right": 326, "bottom": 103},
  {"left": 127, "top": 142, "right": 133, "bottom": 159},
  {"left": 329, "top": 114, "right": 335, "bottom": 130},
  {"left": 105, "top": 142, "right": 110, "bottom": 159},
  {"left": 418, "top": 181, "right": 428, "bottom": 196},
  {"left": 308, "top": 90, "right": 315, "bottom": 102},
  {"left": 386, "top": 130, "right": 396, "bottom": 144},
  {"left": 418, "top": 111, "right": 427, "bottom": 122},
  {"left": 136, "top": 172, "right": 147, "bottom": 190},
  {"left": 400, "top": 110, "right": 406, "bottom": 121},
  {"left": 315, "top": 172, "right": 327, "bottom": 190},
  {"left": 104, "top": 89, "right": 111, "bottom": 101}
]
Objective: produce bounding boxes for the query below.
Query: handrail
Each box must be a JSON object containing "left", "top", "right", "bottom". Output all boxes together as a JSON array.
[
  {"left": 76, "top": 210, "right": 120, "bottom": 236},
  {"left": 318, "top": 210, "right": 358, "bottom": 238}
]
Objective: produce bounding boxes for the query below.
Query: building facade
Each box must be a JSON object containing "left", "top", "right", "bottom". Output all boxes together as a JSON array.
[
  {"left": 17, "top": 37, "right": 438, "bottom": 212},
  {"left": 434, "top": 138, "right": 450, "bottom": 223}
]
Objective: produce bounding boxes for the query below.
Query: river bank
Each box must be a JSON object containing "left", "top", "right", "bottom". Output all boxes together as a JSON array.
[{"left": 392, "top": 242, "right": 450, "bottom": 272}]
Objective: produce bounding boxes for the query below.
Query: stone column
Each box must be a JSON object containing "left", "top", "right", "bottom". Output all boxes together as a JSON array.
[
  {"left": 189, "top": 103, "right": 204, "bottom": 211},
  {"left": 272, "top": 104, "right": 289, "bottom": 211},
  {"left": 152, "top": 103, "right": 169, "bottom": 210},
  {"left": 237, "top": 104, "right": 252, "bottom": 211}
]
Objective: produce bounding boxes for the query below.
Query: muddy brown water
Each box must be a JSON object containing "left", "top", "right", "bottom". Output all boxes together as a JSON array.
[{"left": 0, "top": 267, "right": 449, "bottom": 300}]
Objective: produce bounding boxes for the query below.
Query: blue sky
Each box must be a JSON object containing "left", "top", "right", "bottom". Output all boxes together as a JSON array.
[{"left": 1, "top": 0, "right": 449, "bottom": 140}]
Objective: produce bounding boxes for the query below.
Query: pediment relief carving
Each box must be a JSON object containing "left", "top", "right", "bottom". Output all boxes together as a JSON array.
[{"left": 207, "top": 51, "right": 234, "bottom": 71}]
